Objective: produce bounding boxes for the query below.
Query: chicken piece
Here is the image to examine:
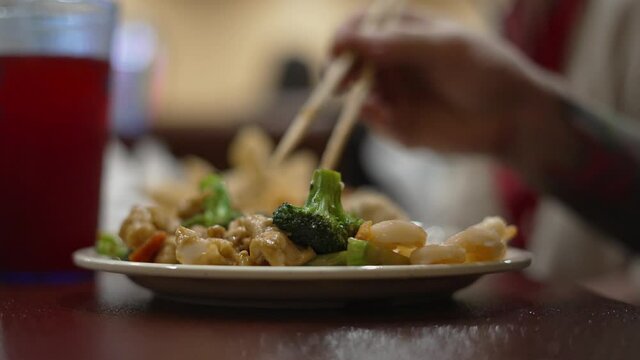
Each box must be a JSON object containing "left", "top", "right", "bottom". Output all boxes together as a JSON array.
[
  {"left": 225, "top": 223, "right": 251, "bottom": 251},
  {"left": 237, "top": 250, "right": 251, "bottom": 266},
  {"left": 190, "top": 225, "right": 209, "bottom": 238},
  {"left": 119, "top": 206, "right": 178, "bottom": 250},
  {"left": 175, "top": 215, "right": 315, "bottom": 266},
  {"left": 249, "top": 229, "right": 316, "bottom": 266},
  {"left": 149, "top": 206, "right": 180, "bottom": 231},
  {"left": 229, "top": 214, "right": 272, "bottom": 235},
  {"left": 154, "top": 235, "right": 178, "bottom": 264},
  {"left": 119, "top": 206, "right": 155, "bottom": 250},
  {"left": 225, "top": 214, "right": 271, "bottom": 251},
  {"left": 175, "top": 226, "right": 240, "bottom": 265},
  {"left": 207, "top": 225, "right": 226, "bottom": 238},
  {"left": 343, "top": 189, "right": 409, "bottom": 223},
  {"left": 177, "top": 193, "right": 206, "bottom": 219},
  {"left": 226, "top": 214, "right": 315, "bottom": 266}
]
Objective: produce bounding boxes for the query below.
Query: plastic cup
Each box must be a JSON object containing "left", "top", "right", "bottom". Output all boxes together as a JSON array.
[{"left": 0, "top": 0, "right": 116, "bottom": 279}]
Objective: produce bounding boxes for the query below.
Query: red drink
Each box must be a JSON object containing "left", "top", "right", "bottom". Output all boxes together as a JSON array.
[{"left": 0, "top": 55, "right": 110, "bottom": 272}]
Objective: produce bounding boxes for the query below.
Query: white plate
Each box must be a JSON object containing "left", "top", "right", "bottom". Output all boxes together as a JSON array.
[{"left": 73, "top": 247, "right": 532, "bottom": 308}]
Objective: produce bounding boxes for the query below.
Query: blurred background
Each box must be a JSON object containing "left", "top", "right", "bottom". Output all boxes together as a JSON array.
[
  {"left": 112, "top": 0, "right": 495, "bottom": 133},
  {"left": 107, "top": 0, "right": 505, "bottom": 220},
  {"left": 104, "top": 0, "right": 640, "bottom": 303},
  {"left": 105, "top": 0, "right": 503, "bottom": 229},
  {"left": 109, "top": 0, "right": 504, "bottom": 184}
]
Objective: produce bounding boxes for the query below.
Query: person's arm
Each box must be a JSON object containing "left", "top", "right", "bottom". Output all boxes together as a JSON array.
[
  {"left": 333, "top": 12, "right": 640, "bottom": 250},
  {"left": 513, "top": 90, "right": 640, "bottom": 250}
]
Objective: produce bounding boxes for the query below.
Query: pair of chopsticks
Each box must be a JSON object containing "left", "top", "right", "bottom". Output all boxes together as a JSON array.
[{"left": 270, "top": 0, "right": 406, "bottom": 170}]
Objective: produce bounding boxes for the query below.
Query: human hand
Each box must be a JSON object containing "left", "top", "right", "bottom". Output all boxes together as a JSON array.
[
  {"left": 334, "top": 11, "right": 640, "bottom": 250},
  {"left": 332, "top": 12, "right": 556, "bottom": 158}
]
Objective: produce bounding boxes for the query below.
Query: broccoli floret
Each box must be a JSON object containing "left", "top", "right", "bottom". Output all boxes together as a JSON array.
[
  {"left": 95, "top": 232, "right": 129, "bottom": 259},
  {"left": 272, "top": 169, "right": 364, "bottom": 254},
  {"left": 182, "top": 174, "right": 241, "bottom": 227}
]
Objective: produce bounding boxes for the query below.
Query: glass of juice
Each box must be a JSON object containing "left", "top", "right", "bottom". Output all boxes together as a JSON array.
[{"left": 0, "top": 0, "right": 116, "bottom": 278}]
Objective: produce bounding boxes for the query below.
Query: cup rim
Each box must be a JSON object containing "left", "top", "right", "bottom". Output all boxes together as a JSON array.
[{"left": 0, "top": 0, "right": 116, "bottom": 20}]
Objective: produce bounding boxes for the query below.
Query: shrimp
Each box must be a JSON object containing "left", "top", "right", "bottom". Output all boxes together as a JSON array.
[
  {"left": 477, "top": 216, "right": 518, "bottom": 242},
  {"left": 368, "top": 220, "right": 427, "bottom": 249},
  {"left": 410, "top": 244, "right": 466, "bottom": 265},
  {"left": 446, "top": 216, "right": 516, "bottom": 262}
]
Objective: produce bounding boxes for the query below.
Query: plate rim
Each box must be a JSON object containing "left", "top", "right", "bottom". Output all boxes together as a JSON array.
[{"left": 73, "top": 247, "right": 532, "bottom": 280}]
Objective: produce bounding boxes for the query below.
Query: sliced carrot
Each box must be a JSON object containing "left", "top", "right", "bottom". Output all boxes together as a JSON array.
[{"left": 129, "top": 231, "right": 167, "bottom": 262}]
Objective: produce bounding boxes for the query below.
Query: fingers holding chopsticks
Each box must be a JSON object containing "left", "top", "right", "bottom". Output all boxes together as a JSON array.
[{"left": 329, "top": 6, "right": 546, "bottom": 156}]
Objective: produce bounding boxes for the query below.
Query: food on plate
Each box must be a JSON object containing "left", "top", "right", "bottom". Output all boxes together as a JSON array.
[
  {"left": 146, "top": 156, "right": 214, "bottom": 212},
  {"left": 98, "top": 165, "right": 517, "bottom": 266},
  {"left": 272, "top": 169, "right": 363, "bottom": 254},
  {"left": 409, "top": 217, "right": 516, "bottom": 265},
  {"left": 175, "top": 226, "right": 248, "bottom": 265},
  {"left": 409, "top": 244, "right": 467, "bottom": 265},
  {"left": 95, "top": 232, "right": 128, "bottom": 259},
  {"left": 129, "top": 231, "right": 168, "bottom": 262},
  {"left": 180, "top": 174, "right": 241, "bottom": 227},
  {"left": 343, "top": 188, "right": 410, "bottom": 223},
  {"left": 305, "top": 237, "right": 410, "bottom": 266},
  {"left": 117, "top": 205, "right": 179, "bottom": 264},
  {"left": 146, "top": 126, "right": 317, "bottom": 215},
  {"left": 119, "top": 205, "right": 178, "bottom": 250},
  {"left": 445, "top": 216, "right": 517, "bottom": 262},
  {"left": 225, "top": 126, "right": 317, "bottom": 214},
  {"left": 362, "top": 220, "right": 427, "bottom": 249},
  {"left": 145, "top": 126, "right": 408, "bottom": 223},
  {"left": 172, "top": 214, "right": 315, "bottom": 266}
]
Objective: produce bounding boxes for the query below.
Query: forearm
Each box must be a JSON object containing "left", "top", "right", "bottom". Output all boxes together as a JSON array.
[{"left": 506, "top": 84, "right": 640, "bottom": 251}]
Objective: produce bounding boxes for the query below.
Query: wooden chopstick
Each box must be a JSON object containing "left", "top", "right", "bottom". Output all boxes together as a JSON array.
[
  {"left": 320, "top": 67, "right": 374, "bottom": 170},
  {"left": 320, "top": 0, "right": 406, "bottom": 170},
  {"left": 269, "top": 53, "right": 354, "bottom": 166},
  {"left": 270, "top": 0, "right": 398, "bottom": 167}
]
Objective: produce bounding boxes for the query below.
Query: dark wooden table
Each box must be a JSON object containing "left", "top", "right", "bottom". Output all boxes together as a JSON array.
[{"left": 1, "top": 272, "right": 639, "bottom": 360}]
